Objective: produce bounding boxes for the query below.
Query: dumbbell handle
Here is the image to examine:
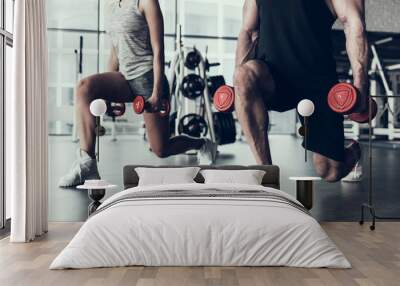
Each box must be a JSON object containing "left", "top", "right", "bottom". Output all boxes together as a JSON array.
[
  {"left": 208, "top": 62, "right": 220, "bottom": 67},
  {"left": 133, "top": 96, "right": 170, "bottom": 117}
]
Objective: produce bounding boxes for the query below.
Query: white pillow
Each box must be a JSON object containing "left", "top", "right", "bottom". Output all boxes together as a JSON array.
[
  {"left": 135, "top": 167, "right": 201, "bottom": 186},
  {"left": 200, "top": 169, "right": 266, "bottom": 185}
]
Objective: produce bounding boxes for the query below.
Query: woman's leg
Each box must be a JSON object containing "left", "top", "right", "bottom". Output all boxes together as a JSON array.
[
  {"left": 143, "top": 112, "right": 205, "bottom": 158},
  {"left": 76, "top": 72, "right": 134, "bottom": 157},
  {"left": 77, "top": 71, "right": 209, "bottom": 158},
  {"left": 59, "top": 72, "right": 134, "bottom": 187}
]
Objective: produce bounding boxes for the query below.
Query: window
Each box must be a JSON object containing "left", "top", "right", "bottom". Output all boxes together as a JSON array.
[
  {"left": 179, "top": 0, "right": 243, "bottom": 84},
  {"left": 1, "top": 0, "right": 14, "bottom": 232}
]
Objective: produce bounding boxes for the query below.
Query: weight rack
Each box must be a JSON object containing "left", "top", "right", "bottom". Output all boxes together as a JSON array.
[
  {"left": 344, "top": 39, "right": 400, "bottom": 141},
  {"left": 168, "top": 25, "right": 217, "bottom": 145}
]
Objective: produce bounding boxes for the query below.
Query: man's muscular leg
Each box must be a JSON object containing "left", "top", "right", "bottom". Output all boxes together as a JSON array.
[{"left": 234, "top": 60, "right": 275, "bottom": 165}]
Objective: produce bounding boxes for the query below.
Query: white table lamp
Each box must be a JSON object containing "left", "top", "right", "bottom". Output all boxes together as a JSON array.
[
  {"left": 297, "top": 99, "right": 315, "bottom": 162},
  {"left": 90, "top": 99, "right": 107, "bottom": 161}
]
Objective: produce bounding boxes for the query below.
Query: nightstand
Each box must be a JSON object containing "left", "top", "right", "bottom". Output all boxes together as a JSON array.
[
  {"left": 289, "top": 177, "right": 321, "bottom": 210},
  {"left": 77, "top": 180, "right": 117, "bottom": 216}
]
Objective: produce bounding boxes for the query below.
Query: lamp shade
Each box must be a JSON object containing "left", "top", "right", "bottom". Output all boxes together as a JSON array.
[
  {"left": 90, "top": 99, "right": 107, "bottom": 117},
  {"left": 297, "top": 99, "right": 315, "bottom": 117}
]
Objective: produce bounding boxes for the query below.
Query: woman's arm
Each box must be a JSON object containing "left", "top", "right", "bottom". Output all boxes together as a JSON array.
[
  {"left": 108, "top": 45, "right": 119, "bottom": 72},
  {"left": 141, "top": 0, "right": 165, "bottom": 101}
]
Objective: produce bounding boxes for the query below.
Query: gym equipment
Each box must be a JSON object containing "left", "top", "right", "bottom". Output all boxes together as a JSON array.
[
  {"left": 106, "top": 102, "right": 126, "bottom": 118},
  {"left": 95, "top": 125, "right": 106, "bottom": 137},
  {"left": 208, "top": 76, "right": 226, "bottom": 98},
  {"left": 132, "top": 96, "right": 170, "bottom": 117},
  {"left": 328, "top": 83, "right": 378, "bottom": 123},
  {"left": 90, "top": 99, "right": 107, "bottom": 162},
  {"left": 184, "top": 48, "right": 201, "bottom": 70},
  {"left": 205, "top": 58, "right": 221, "bottom": 72},
  {"left": 213, "top": 85, "right": 235, "bottom": 113},
  {"left": 213, "top": 112, "right": 237, "bottom": 145},
  {"left": 168, "top": 24, "right": 218, "bottom": 147},
  {"left": 169, "top": 112, "right": 178, "bottom": 137},
  {"left": 298, "top": 126, "right": 305, "bottom": 137},
  {"left": 181, "top": 74, "right": 206, "bottom": 99},
  {"left": 297, "top": 99, "right": 315, "bottom": 162},
  {"left": 105, "top": 102, "right": 126, "bottom": 142},
  {"left": 367, "top": 42, "right": 399, "bottom": 140},
  {"left": 72, "top": 35, "right": 84, "bottom": 142},
  {"left": 340, "top": 39, "right": 400, "bottom": 140},
  {"left": 178, "top": 114, "right": 208, "bottom": 138}
]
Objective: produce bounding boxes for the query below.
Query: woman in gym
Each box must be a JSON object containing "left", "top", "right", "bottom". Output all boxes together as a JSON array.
[{"left": 59, "top": 0, "right": 217, "bottom": 188}]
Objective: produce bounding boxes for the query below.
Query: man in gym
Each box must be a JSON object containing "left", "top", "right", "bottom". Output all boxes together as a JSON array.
[
  {"left": 234, "top": 0, "right": 368, "bottom": 182},
  {"left": 59, "top": 0, "right": 217, "bottom": 188}
]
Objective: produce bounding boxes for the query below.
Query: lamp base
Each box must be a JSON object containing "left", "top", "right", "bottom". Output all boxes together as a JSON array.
[
  {"left": 359, "top": 203, "right": 400, "bottom": 231},
  {"left": 88, "top": 188, "right": 106, "bottom": 216}
]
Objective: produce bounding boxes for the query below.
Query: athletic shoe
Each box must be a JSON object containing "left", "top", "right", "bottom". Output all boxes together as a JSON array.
[
  {"left": 58, "top": 150, "right": 101, "bottom": 188},
  {"left": 198, "top": 139, "right": 218, "bottom": 165},
  {"left": 341, "top": 163, "right": 363, "bottom": 183}
]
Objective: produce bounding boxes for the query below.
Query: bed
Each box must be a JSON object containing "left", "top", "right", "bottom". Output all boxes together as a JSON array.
[{"left": 50, "top": 165, "right": 350, "bottom": 269}]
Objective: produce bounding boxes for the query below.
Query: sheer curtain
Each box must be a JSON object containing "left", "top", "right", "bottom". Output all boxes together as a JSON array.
[{"left": 7, "top": 0, "right": 48, "bottom": 242}]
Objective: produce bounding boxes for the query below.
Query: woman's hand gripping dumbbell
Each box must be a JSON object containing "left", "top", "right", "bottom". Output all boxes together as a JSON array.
[{"left": 132, "top": 95, "right": 170, "bottom": 117}]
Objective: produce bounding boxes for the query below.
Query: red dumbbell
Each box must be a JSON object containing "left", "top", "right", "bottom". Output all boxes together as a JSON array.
[
  {"left": 132, "top": 96, "right": 170, "bottom": 117},
  {"left": 213, "top": 85, "right": 235, "bottom": 113},
  {"left": 327, "top": 83, "right": 378, "bottom": 123}
]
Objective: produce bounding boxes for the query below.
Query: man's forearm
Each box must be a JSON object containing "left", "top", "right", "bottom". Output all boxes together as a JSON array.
[
  {"left": 345, "top": 23, "right": 369, "bottom": 93},
  {"left": 235, "top": 30, "right": 257, "bottom": 67}
]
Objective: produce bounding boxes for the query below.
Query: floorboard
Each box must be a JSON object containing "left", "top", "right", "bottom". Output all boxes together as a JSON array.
[{"left": 1, "top": 222, "right": 400, "bottom": 286}]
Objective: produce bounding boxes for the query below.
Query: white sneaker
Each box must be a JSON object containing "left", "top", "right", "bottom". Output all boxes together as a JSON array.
[
  {"left": 198, "top": 139, "right": 218, "bottom": 165},
  {"left": 58, "top": 150, "right": 101, "bottom": 188},
  {"left": 341, "top": 163, "right": 363, "bottom": 183}
]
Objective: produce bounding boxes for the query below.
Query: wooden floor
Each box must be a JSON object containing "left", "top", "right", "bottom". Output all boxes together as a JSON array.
[{"left": 1, "top": 223, "right": 399, "bottom": 286}]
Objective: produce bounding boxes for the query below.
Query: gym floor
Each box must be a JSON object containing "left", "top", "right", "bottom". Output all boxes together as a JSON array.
[{"left": 49, "top": 135, "right": 400, "bottom": 222}]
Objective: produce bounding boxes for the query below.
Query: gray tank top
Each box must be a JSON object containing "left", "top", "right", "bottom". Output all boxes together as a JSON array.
[{"left": 106, "top": 0, "right": 153, "bottom": 80}]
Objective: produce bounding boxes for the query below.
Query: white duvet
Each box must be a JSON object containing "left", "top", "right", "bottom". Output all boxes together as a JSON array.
[{"left": 50, "top": 183, "right": 351, "bottom": 269}]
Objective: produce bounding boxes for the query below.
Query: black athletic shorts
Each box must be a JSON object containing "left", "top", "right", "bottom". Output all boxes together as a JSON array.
[{"left": 264, "top": 63, "right": 345, "bottom": 162}]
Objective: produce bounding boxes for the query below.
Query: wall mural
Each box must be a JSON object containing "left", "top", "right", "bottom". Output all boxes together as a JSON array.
[{"left": 47, "top": 0, "right": 400, "bottom": 230}]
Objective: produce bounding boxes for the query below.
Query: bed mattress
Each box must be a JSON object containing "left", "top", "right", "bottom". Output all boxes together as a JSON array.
[{"left": 50, "top": 183, "right": 350, "bottom": 269}]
